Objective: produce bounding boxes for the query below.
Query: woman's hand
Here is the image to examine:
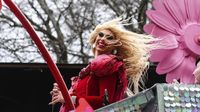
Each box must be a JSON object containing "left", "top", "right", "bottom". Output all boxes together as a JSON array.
[{"left": 49, "top": 83, "right": 65, "bottom": 105}]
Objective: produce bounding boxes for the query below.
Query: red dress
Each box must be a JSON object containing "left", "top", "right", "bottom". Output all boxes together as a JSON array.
[{"left": 60, "top": 54, "right": 127, "bottom": 111}]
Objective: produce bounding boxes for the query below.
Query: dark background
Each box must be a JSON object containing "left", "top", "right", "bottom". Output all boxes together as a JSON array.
[{"left": 0, "top": 63, "right": 165, "bottom": 112}]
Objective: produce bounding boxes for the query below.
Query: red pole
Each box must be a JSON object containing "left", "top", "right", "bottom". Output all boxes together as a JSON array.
[
  {"left": 3, "top": 0, "right": 75, "bottom": 111},
  {"left": 0, "top": 0, "right": 2, "bottom": 10}
]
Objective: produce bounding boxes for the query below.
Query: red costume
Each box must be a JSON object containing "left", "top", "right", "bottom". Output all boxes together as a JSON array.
[{"left": 60, "top": 54, "right": 127, "bottom": 111}]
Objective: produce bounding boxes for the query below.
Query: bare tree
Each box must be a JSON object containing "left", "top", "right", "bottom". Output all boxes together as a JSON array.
[
  {"left": 102, "top": 0, "right": 150, "bottom": 33},
  {"left": 0, "top": 0, "right": 96, "bottom": 63},
  {"left": 0, "top": 0, "right": 150, "bottom": 63}
]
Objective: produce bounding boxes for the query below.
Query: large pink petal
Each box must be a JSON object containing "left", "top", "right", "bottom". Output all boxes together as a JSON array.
[
  {"left": 150, "top": 49, "right": 172, "bottom": 62},
  {"left": 146, "top": 10, "right": 179, "bottom": 35},
  {"left": 152, "top": 0, "right": 170, "bottom": 15},
  {"left": 166, "top": 56, "right": 196, "bottom": 83},
  {"left": 179, "top": 56, "right": 196, "bottom": 83},
  {"left": 143, "top": 23, "right": 173, "bottom": 37},
  {"left": 156, "top": 48, "right": 184, "bottom": 74},
  {"left": 191, "top": 0, "right": 200, "bottom": 22},
  {"left": 166, "top": 67, "right": 182, "bottom": 83},
  {"left": 152, "top": 0, "right": 182, "bottom": 23},
  {"left": 163, "top": 0, "right": 185, "bottom": 26},
  {"left": 155, "top": 35, "right": 179, "bottom": 50},
  {"left": 173, "top": 0, "right": 187, "bottom": 24},
  {"left": 143, "top": 23, "right": 156, "bottom": 35},
  {"left": 152, "top": 0, "right": 163, "bottom": 10},
  {"left": 196, "top": 0, "right": 200, "bottom": 22},
  {"left": 150, "top": 36, "right": 179, "bottom": 62},
  {"left": 184, "top": 0, "right": 198, "bottom": 22}
]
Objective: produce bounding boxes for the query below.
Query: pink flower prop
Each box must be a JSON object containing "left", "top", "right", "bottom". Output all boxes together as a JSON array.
[{"left": 144, "top": 0, "right": 200, "bottom": 83}]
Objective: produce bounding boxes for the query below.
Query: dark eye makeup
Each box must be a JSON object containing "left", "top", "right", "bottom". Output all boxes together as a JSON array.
[{"left": 98, "top": 32, "right": 114, "bottom": 40}]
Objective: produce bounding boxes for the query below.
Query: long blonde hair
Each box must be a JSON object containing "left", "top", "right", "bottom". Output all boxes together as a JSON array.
[{"left": 89, "top": 18, "right": 154, "bottom": 93}]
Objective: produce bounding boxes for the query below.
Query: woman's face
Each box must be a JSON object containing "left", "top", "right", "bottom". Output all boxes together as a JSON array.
[{"left": 94, "top": 29, "right": 116, "bottom": 55}]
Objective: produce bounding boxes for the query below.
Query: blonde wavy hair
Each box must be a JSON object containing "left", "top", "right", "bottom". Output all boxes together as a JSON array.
[{"left": 89, "top": 18, "right": 155, "bottom": 93}]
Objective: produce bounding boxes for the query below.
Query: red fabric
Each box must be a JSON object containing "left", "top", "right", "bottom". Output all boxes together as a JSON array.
[
  {"left": 60, "top": 54, "right": 127, "bottom": 111},
  {"left": 75, "top": 98, "right": 94, "bottom": 112},
  {"left": 0, "top": 0, "right": 2, "bottom": 10},
  {"left": 59, "top": 98, "right": 94, "bottom": 112}
]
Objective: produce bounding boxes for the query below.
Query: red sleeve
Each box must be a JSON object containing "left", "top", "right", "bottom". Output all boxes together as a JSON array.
[
  {"left": 90, "top": 54, "right": 124, "bottom": 77},
  {"left": 76, "top": 73, "right": 118, "bottom": 110}
]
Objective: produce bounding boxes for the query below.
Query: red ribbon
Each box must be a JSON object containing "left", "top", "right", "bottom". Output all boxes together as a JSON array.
[{"left": 2, "top": 0, "right": 75, "bottom": 111}]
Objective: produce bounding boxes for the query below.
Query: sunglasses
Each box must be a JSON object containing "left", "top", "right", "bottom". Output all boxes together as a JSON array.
[{"left": 98, "top": 32, "right": 114, "bottom": 40}]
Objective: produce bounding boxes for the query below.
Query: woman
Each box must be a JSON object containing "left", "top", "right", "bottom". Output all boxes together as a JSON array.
[{"left": 49, "top": 18, "right": 154, "bottom": 110}]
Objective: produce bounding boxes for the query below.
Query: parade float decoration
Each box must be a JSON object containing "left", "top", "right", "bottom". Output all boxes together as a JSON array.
[{"left": 144, "top": 0, "right": 200, "bottom": 83}]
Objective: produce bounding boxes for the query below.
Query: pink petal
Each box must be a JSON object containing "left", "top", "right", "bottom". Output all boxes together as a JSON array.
[
  {"left": 152, "top": 0, "right": 163, "bottom": 10},
  {"left": 143, "top": 23, "right": 173, "bottom": 37},
  {"left": 185, "top": 0, "right": 198, "bottom": 22},
  {"left": 190, "top": 0, "right": 200, "bottom": 22},
  {"left": 166, "top": 56, "right": 196, "bottom": 83},
  {"left": 163, "top": 0, "right": 185, "bottom": 26},
  {"left": 166, "top": 68, "right": 182, "bottom": 83},
  {"left": 180, "top": 56, "right": 196, "bottom": 83},
  {"left": 155, "top": 35, "right": 179, "bottom": 50},
  {"left": 150, "top": 49, "right": 172, "bottom": 62},
  {"left": 156, "top": 48, "right": 184, "bottom": 74},
  {"left": 150, "top": 35, "right": 178, "bottom": 62},
  {"left": 195, "top": 0, "right": 200, "bottom": 22},
  {"left": 146, "top": 10, "right": 179, "bottom": 35},
  {"left": 152, "top": 0, "right": 179, "bottom": 21},
  {"left": 172, "top": 0, "right": 187, "bottom": 24},
  {"left": 152, "top": 0, "right": 169, "bottom": 14}
]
